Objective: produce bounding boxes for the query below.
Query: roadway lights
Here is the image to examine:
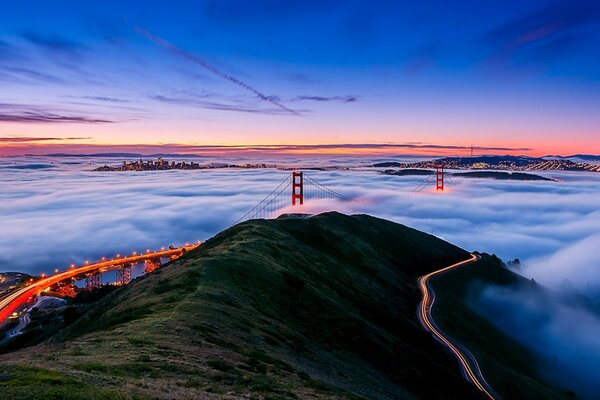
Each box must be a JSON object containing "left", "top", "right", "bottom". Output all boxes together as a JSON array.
[{"left": 70, "top": 264, "right": 75, "bottom": 268}]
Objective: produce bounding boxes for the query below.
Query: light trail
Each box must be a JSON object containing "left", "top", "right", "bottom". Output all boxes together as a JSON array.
[
  {"left": 417, "top": 254, "right": 500, "bottom": 400},
  {"left": 0, "top": 243, "right": 200, "bottom": 327}
]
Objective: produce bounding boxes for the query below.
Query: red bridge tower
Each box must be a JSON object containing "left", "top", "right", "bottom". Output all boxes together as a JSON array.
[
  {"left": 436, "top": 164, "right": 444, "bottom": 191},
  {"left": 292, "top": 171, "right": 304, "bottom": 206}
]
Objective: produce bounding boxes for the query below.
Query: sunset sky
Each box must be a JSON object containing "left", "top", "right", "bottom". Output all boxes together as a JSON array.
[{"left": 1, "top": 0, "right": 599, "bottom": 156}]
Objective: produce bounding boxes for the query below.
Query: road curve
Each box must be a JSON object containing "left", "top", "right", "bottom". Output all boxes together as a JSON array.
[{"left": 417, "top": 254, "right": 500, "bottom": 400}]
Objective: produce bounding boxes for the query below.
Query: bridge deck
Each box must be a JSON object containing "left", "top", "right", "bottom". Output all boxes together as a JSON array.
[{"left": 0, "top": 244, "right": 200, "bottom": 326}]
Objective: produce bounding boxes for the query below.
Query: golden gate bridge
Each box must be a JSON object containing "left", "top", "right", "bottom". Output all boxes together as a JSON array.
[{"left": 236, "top": 171, "right": 355, "bottom": 223}]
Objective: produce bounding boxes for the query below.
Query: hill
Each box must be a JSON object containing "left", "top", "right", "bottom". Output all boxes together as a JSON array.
[
  {"left": 378, "top": 156, "right": 600, "bottom": 173},
  {"left": 381, "top": 169, "right": 434, "bottom": 176},
  {"left": 452, "top": 171, "right": 554, "bottom": 181},
  {"left": 0, "top": 213, "right": 566, "bottom": 399}
]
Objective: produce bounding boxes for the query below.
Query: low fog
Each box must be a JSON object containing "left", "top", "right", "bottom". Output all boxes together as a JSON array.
[
  {"left": 470, "top": 283, "right": 600, "bottom": 399},
  {"left": 1, "top": 155, "right": 599, "bottom": 287},
  {"left": 2, "top": 154, "right": 600, "bottom": 396}
]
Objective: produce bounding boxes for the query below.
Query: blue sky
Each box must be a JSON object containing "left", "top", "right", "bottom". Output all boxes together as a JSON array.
[{"left": 1, "top": 0, "right": 599, "bottom": 155}]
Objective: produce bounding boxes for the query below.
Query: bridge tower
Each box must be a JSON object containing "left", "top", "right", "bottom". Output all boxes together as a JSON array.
[
  {"left": 435, "top": 164, "right": 445, "bottom": 191},
  {"left": 85, "top": 272, "right": 102, "bottom": 290},
  {"left": 116, "top": 263, "right": 132, "bottom": 286},
  {"left": 292, "top": 171, "right": 304, "bottom": 206},
  {"left": 144, "top": 258, "right": 162, "bottom": 274}
]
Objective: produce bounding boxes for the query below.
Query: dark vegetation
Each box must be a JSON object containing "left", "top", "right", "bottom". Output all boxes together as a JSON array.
[
  {"left": 1, "top": 213, "right": 483, "bottom": 399},
  {"left": 433, "top": 253, "right": 577, "bottom": 399},
  {"left": 453, "top": 171, "right": 554, "bottom": 181},
  {"left": 0, "top": 213, "right": 567, "bottom": 399},
  {"left": 0, "top": 287, "right": 118, "bottom": 355},
  {"left": 381, "top": 169, "right": 434, "bottom": 176},
  {"left": 0, "top": 273, "right": 33, "bottom": 295},
  {"left": 71, "top": 285, "right": 119, "bottom": 304}
]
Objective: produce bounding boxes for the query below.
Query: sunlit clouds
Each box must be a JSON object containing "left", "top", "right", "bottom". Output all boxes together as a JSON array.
[{"left": 1, "top": 156, "right": 599, "bottom": 294}]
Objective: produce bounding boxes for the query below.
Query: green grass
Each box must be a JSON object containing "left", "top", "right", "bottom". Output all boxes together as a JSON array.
[
  {"left": 0, "top": 365, "right": 131, "bottom": 400},
  {"left": 0, "top": 212, "right": 561, "bottom": 399}
]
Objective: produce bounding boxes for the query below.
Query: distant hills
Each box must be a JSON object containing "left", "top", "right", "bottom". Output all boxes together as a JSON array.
[
  {"left": 0, "top": 213, "right": 573, "bottom": 399},
  {"left": 545, "top": 154, "right": 600, "bottom": 162},
  {"left": 374, "top": 155, "right": 600, "bottom": 172},
  {"left": 453, "top": 171, "right": 554, "bottom": 181},
  {"left": 380, "top": 169, "right": 553, "bottom": 181}
]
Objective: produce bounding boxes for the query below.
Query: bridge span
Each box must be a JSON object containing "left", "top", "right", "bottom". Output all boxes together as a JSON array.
[{"left": 0, "top": 243, "right": 199, "bottom": 326}]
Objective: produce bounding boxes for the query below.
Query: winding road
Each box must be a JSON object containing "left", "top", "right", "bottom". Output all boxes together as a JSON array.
[{"left": 417, "top": 254, "right": 500, "bottom": 400}]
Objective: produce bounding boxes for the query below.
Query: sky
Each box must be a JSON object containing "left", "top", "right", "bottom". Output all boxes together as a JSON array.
[{"left": 1, "top": 0, "right": 600, "bottom": 156}]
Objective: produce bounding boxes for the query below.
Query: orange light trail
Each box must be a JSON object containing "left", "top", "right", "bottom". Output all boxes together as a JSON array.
[
  {"left": 0, "top": 243, "right": 200, "bottom": 326},
  {"left": 417, "top": 254, "right": 499, "bottom": 400}
]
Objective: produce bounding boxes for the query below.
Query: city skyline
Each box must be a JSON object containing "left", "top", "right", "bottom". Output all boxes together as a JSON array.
[{"left": 1, "top": 0, "right": 600, "bottom": 156}]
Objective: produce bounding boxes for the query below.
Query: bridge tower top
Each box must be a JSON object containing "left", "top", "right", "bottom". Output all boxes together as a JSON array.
[
  {"left": 292, "top": 170, "right": 304, "bottom": 206},
  {"left": 435, "top": 164, "right": 444, "bottom": 191}
]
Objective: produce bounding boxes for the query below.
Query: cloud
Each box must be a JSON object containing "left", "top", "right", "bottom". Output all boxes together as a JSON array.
[
  {"left": 0, "top": 137, "right": 90, "bottom": 143},
  {"left": 22, "top": 31, "right": 85, "bottom": 54},
  {"left": 521, "top": 234, "right": 600, "bottom": 295},
  {"left": 286, "top": 73, "right": 317, "bottom": 84},
  {"left": 0, "top": 111, "right": 114, "bottom": 124},
  {"left": 0, "top": 142, "right": 534, "bottom": 157},
  {"left": 75, "top": 96, "right": 131, "bottom": 103},
  {"left": 293, "top": 95, "right": 358, "bottom": 103},
  {"left": 150, "top": 94, "right": 297, "bottom": 115},
  {"left": 0, "top": 39, "right": 22, "bottom": 61},
  {"left": 134, "top": 26, "right": 300, "bottom": 115},
  {"left": 0, "top": 66, "right": 63, "bottom": 84},
  {"left": 404, "top": 42, "right": 439, "bottom": 74},
  {"left": 482, "top": 0, "right": 600, "bottom": 69},
  {"left": 469, "top": 283, "right": 600, "bottom": 399},
  {"left": 1, "top": 157, "right": 597, "bottom": 277},
  {"left": 0, "top": 103, "right": 116, "bottom": 124}
]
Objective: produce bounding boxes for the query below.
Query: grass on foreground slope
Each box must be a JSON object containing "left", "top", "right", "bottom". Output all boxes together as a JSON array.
[
  {"left": 433, "top": 254, "right": 574, "bottom": 400},
  {"left": 1, "top": 212, "right": 485, "bottom": 400}
]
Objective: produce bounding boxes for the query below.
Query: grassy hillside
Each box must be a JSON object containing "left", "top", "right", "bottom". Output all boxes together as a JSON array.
[
  {"left": 0, "top": 212, "right": 565, "bottom": 399},
  {"left": 0, "top": 212, "right": 486, "bottom": 400}
]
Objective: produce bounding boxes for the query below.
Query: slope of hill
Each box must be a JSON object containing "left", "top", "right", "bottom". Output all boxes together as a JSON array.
[
  {"left": 433, "top": 254, "right": 592, "bottom": 399},
  {"left": 0, "top": 213, "right": 565, "bottom": 399}
]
